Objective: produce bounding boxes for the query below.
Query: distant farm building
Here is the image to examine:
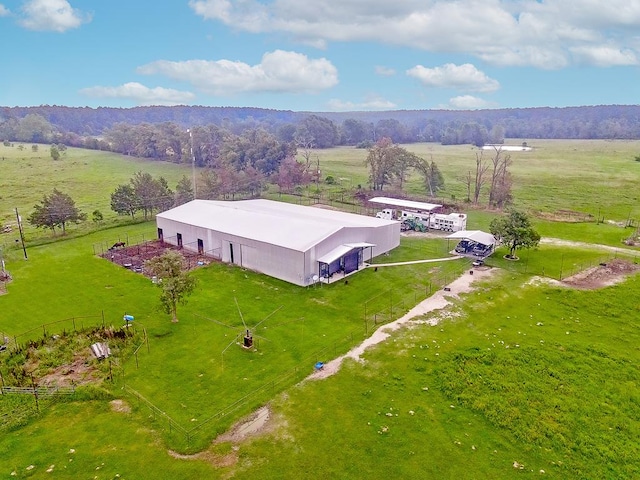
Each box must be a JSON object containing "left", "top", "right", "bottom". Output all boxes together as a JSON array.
[
  {"left": 156, "top": 199, "right": 400, "bottom": 286},
  {"left": 369, "top": 196, "right": 467, "bottom": 232}
]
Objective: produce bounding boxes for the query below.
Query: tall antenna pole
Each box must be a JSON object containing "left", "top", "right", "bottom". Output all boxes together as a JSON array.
[
  {"left": 15, "top": 208, "right": 27, "bottom": 260},
  {"left": 188, "top": 128, "right": 197, "bottom": 199}
]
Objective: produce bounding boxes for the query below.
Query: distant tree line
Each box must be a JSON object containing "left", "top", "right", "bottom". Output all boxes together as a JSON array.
[{"left": 3, "top": 105, "right": 640, "bottom": 155}]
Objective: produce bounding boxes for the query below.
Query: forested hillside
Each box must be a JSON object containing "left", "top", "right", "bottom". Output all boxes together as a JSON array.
[{"left": 1, "top": 105, "right": 639, "bottom": 150}]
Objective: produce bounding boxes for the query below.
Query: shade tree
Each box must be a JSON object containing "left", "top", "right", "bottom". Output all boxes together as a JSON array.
[
  {"left": 489, "top": 209, "right": 540, "bottom": 259},
  {"left": 28, "top": 188, "right": 86, "bottom": 234},
  {"left": 145, "top": 250, "right": 197, "bottom": 323}
]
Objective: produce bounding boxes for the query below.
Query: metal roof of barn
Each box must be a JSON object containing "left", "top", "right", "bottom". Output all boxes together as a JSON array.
[
  {"left": 156, "top": 199, "right": 395, "bottom": 252},
  {"left": 368, "top": 196, "right": 442, "bottom": 212}
]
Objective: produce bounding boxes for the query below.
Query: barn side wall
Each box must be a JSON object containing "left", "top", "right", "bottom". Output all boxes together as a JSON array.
[{"left": 156, "top": 217, "right": 307, "bottom": 286}]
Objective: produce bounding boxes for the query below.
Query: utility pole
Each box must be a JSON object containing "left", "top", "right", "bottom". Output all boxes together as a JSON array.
[
  {"left": 187, "top": 129, "right": 197, "bottom": 199},
  {"left": 15, "top": 208, "right": 27, "bottom": 260}
]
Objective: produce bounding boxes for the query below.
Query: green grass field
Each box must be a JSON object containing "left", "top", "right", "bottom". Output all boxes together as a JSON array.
[
  {"left": 1, "top": 140, "right": 640, "bottom": 478},
  {"left": 0, "top": 143, "right": 190, "bottom": 240}
]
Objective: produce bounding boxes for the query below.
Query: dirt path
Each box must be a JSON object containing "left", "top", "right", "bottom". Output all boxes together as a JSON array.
[
  {"left": 308, "top": 267, "right": 496, "bottom": 380},
  {"left": 541, "top": 237, "right": 640, "bottom": 257}
]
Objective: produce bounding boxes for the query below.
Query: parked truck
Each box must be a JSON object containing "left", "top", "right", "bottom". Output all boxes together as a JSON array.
[{"left": 375, "top": 208, "right": 395, "bottom": 220}]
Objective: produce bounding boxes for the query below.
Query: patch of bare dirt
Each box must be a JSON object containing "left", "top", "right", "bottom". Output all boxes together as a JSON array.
[
  {"left": 100, "top": 240, "right": 212, "bottom": 276},
  {"left": 110, "top": 399, "right": 131, "bottom": 413},
  {"left": 38, "top": 354, "right": 101, "bottom": 387},
  {"left": 168, "top": 447, "right": 239, "bottom": 469},
  {"left": 168, "top": 405, "right": 279, "bottom": 471},
  {"left": 536, "top": 210, "right": 594, "bottom": 223},
  {"left": 562, "top": 258, "right": 640, "bottom": 289},
  {"left": 215, "top": 405, "right": 275, "bottom": 444}
]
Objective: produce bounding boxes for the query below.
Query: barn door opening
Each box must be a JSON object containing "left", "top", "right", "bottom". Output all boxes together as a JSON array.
[
  {"left": 177, "top": 233, "right": 183, "bottom": 248},
  {"left": 229, "top": 243, "right": 235, "bottom": 264},
  {"left": 197, "top": 239, "right": 204, "bottom": 255},
  {"left": 157, "top": 228, "right": 164, "bottom": 242}
]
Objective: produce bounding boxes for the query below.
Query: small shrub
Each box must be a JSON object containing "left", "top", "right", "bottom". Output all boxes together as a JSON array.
[{"left": 325, "top": 175, "right": 336, "bottom": 185}]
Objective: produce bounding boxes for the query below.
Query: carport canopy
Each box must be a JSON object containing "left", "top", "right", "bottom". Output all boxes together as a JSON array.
[
  {"left": 317, "top": 244, "right": 355, "bottom": 265},
  {"left": 447, "top": 230, "right": 496, "bottom": 247},
  {"left": 317, "top": 242, "right": 376, "bottom": 265}
]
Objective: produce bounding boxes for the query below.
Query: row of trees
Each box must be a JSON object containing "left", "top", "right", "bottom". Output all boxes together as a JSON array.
[
  {"left": 362, "top": 138, "right": 514, "bottom": 207},
  {"left": 25, "top": 140, "right": 513, "bottom": 237},
  {"left": 111, "top": 172, "right": 192, "bottom": 220},
  {"left": 6, "top": 105, "right": 640, "bottom": 154},
  {"left": 364, "top": 137, "right": 445, "bottom": 194},
  {"left": 463, "top": 147, "right": 513, "bottom": 207}
]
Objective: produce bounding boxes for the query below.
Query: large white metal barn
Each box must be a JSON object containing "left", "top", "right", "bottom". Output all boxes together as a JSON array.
[{"left": 156, "top": 199, "right": 400, "bottom": 286}]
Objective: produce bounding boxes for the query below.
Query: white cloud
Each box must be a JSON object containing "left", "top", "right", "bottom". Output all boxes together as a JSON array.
[
  {"left": 327, "top": 97, "right": 397, "bottom": 111},
  {"left": 0, "top": 4, "right": 10, "bottom": 16},
  {"left": 446, "top": 95, "right": 497, "bottom": 110},
  {"left": 19, "top": 0, "right": 90, "bottom": 32},
  {"left": 375, "top": 66, "right": 396, "bottom": 77},
  {"left": 79, "top": 83, "right": 196, "bottom": 106},
  {"left": 137, "top": 50, "right": 338, "bottom": 95},
  {"left": 188, "top": 0, "right": 640, "bottom": 69},
  {"left": 570, "top": 45, "right": 638, "bottom": 67},
  {"left": 407, "top": 63, "right": 500, "bottom": 93}
]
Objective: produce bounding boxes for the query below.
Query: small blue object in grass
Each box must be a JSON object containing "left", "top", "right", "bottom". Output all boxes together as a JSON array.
[
  {"left": 314, "top": 361, "right": 324, "bottom": 370},
  {"left": 123, "top": 314, "right": 134, "bottom": 322}
]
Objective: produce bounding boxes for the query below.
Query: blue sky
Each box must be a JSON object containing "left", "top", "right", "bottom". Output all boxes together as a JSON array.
[{"left": 1, "top": 0, "right": 639, "bottom": 111}]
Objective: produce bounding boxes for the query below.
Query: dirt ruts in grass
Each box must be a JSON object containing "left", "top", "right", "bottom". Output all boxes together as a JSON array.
[
  {"left": 169, "top": 406, "right": 277, "bottom": 469},
  {"left": 308, "top": 267, "right": 498, "bottom": 380},
  {"left": 207, "top": 268, "right": 498, "bottom": 450}
]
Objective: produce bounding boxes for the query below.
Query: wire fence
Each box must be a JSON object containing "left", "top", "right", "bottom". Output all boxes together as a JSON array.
[
  {"left": 121, "top": 330, "right": 359, "bottom": 450},
  {"left": 490, "top": 252, "right": 632, "bottom": 281},
  {"left": 9, "top": 313, "right": 106, "bottom": 349},
  {"left": 117, "top": 260, "right": 474, "bottom": 450}
]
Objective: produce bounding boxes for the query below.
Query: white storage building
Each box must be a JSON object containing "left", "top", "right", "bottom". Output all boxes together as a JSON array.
[{"left": 156, "top": 199, "right": 400, "bottom": 286}]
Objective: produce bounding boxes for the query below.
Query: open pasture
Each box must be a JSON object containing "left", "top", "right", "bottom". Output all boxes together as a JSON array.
[
  {"left": 232, "top": 269, "right": 640, "bottom": 479},
  {"left": 1, "top": 139, "right": 640, "bottom": 477},
  {"left": 0, "top": 143, "right": 190, "bottom": 238},
  {"left": 316, "top": 140, "right": 640, "bottom": 224}
]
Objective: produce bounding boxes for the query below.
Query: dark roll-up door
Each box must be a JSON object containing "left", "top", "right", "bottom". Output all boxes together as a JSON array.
[
  {"left": 329, "top": 258, "right": 341, "bottom": 275},
  {"left": 343, "top": 249, "right": 360, "bottom": 274}
]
